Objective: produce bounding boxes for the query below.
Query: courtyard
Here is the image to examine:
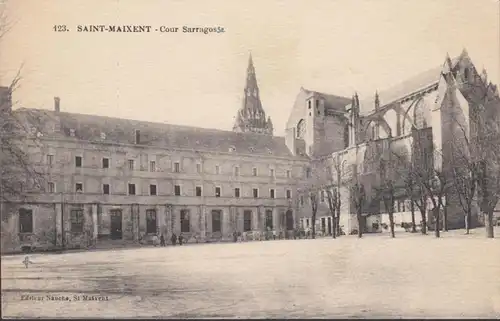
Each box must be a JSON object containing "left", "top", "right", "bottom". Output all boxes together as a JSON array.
[{"left": 1, "top": 229, "right": 500, "bottom": 319}]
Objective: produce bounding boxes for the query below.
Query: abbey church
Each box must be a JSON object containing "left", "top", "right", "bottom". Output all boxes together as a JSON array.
[{"left": 1, "top": 49, "right": 499, "bottom": 253}]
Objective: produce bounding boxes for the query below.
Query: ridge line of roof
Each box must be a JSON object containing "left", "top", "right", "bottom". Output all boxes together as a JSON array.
[{"left": 14, "top": 107, "right": 286, "bottom": 139}]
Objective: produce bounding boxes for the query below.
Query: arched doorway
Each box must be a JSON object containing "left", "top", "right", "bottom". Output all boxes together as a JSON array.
[{"left": 286, "top": 210, "right": 294, "bottom": 231}]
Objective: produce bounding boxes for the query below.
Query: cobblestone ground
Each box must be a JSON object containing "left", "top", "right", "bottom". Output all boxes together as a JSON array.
[{"left": 2, "top": 228, "right": 500, "bottom": 318}]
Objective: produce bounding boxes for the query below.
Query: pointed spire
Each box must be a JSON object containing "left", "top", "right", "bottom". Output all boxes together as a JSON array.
[
  {"left": 443, "top": 52, "right": 453, "bottom": 74},
  {"left": 233, "top": 52, "right": 272, "bottom": 135},
  {"left": 375, "top": 90, "right": 380, "bottom": 110},
  {"left": 481, "top": 67, "right": 488, "bottom": 83},
  {"left": 266, "top": 116, "right": 274, "bottom": 133},
  {"left": 247, "top": 51, "right": 255, "bottom": 74}
]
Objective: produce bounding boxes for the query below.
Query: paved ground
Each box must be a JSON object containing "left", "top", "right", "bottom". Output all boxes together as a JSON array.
[{"left": 2, "top": 228, "right": 500, "bottom": 318}]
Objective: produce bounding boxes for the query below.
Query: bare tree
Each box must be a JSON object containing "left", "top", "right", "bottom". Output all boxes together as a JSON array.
[
  {"left": 326, "top": 186, "right": 340, "bottom": 239},
  {"left": 376, "top": 177, "right": 396, "bottom": 238},
  {"left": 309, "top": 191, "right": 318, "bottom": 239},
  {"left": 446, "top": 69, "right": 500, "bottom": 237},
  {"left": 351, "top": 182, "right": 366, "bottom": 238},
  {"left": 406, "top": 166, "right": 419, "bottom": 233},
  {"left": 400, "top": 127, "right": 449, "bottom": 238},
  {"left": 474, "top": 101, "right": 500, "bottom": 238},
  {"left": 325, "top": 160, "right": 343, "bottom": 238},
  {"left": 0, "top": 4, "right": 45, "bottom": 221},
  {"left": 451, "top": 162, "right": 477, "bottom": 234}
]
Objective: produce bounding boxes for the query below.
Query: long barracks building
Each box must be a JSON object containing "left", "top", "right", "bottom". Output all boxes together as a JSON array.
[{"left": 1, "top": 49, "right": 499, "bottom": 253}]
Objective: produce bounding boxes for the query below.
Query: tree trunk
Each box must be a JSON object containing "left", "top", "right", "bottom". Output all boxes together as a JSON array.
[
  {"left": 357, "top": 212, "right": 363, "bottom": 238},
  {"left": 434, "top": 208, "right": 440, "bottom": 238},
  {"left": 484, "top": 210, "right": 494, "bottom": 238},
  {"left": 465, "top": 208, "right": 471, "bottom": 234},
  {"left": 336, "top": 209, "right": 341, "bottom": 236},
  {"left": 420, "top": 209, "right": 427, "bottom": 235},
  {"left": 311, "top": 213, "right": 316, "bottom": 239},
  {"left": 388, "top": 211, "right": 395, "bottom": 238},
  {"left": 410, "top": 201, "right": 416, "bottom": 233},
  {"left": 443, "top": 204, "right": 448, "bottom": 232},
  {"left": 332, "top": 215, "right": 337, "bottom": 239},
  {"left": 467, "top": 205, "right": 472, "bottom": 234}
]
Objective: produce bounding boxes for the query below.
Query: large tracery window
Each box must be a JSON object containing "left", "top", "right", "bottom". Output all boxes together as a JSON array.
[
  {"left": 344, "top": 124, "right": 349, "bottom": 148},
  {"left": 413, "top": 99, "right": 429, "bottom": 129},
  {"left": 297, "top": 119, "right": 306, "bottom": 139}
]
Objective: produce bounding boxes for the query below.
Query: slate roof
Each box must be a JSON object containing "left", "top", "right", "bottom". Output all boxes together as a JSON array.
[
  {"left": 302, "top": 88, "right": 351, "bottom": 113},
  {"left": 15, "top": 108, "right": 309, "bottom": 160},
  {"left": 359, "top": 56, "right": 461, "bottom": 114}
]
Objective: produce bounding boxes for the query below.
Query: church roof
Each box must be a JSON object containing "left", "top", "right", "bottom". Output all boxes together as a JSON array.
[
  {"left": 359, "top": 55, "right": 462, "bottom": 114},
  {"left": 302, "top": 88, "right": 351, "bottom": 112},
  {"left": 15, "top": 108, "right": 308, "bottom": 160}
]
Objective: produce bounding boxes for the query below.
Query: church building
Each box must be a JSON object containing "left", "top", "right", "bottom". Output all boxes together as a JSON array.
[{"left": 1, "top": 49, "right": 499, "bottom": 253}]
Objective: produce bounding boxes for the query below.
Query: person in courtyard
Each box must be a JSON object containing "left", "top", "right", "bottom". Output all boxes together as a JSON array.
[
  {"left": 233, "top": 231, "right": 238, "bottom": 242},
  {"left": 272, "top": 230, "right": 277, "bottom": 240},
  {"left": 178, "top": 234, "right": 184, "bottom": 245},
  {"left": 171, "top": 233, "right": 177, "bottom": 246},
  {"left": 160, "top": 234, "right": 166, "bottom": 247},
  {"left": 152, "top": 234, "right": 159, "bottom": 246},
  {"left": 22, "top": 256, "right": 33, "bottom": 268}
]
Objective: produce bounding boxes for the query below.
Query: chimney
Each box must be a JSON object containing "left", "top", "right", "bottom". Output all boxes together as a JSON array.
[
  {"left": 54, "top": 97, "right": 60, "bottom": 112},
  {"left": 135, "top": 129, "right": 140, "bottom": 144}
]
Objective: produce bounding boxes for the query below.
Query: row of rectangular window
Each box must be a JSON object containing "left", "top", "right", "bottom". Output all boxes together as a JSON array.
[
  {"left": 18, "top": 208, "right": 192, "bottom": 234},
  {"left": 47, "top": 182, "right": 292, "bottom": 199},
  {"left": 49, "top": 155, "right": 293, "bottom": 178},
  {"left": 18, "top": 207, "right": 276, "bottom": 235}
]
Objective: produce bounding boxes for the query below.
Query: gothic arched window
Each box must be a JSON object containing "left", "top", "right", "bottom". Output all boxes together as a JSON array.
[
  {"left": 464, "top": 67, "right": 471, "bottom": 82},
  {"left": 341, "top": 160, "right": 347, "bottom": 176},
  {"left": 413, "top": 99, "right": 428, "bottom": 129},
  {"left": 297, "top": 119, "right": 306, "bottom": 139}
]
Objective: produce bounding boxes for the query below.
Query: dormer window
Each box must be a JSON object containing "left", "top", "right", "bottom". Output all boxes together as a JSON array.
[
  {"left": 100, "top": 132, "right": 106, "bottom": 140},
  {"left": 228, "top": 146, "right": 236, "bottom": 153},
  {"left": 249, "top": 147, "right": 255, "bottom": 152},
  {"left": 30, "top": 127, "right": 37, "bottom": 135},
  {"left": 69, "top": 128, "right": 76, "bottom": 137}
]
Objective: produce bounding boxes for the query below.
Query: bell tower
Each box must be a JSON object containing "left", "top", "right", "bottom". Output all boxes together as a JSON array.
[{"left": 233, "top": 53, "right": 274, "bottom": 135}]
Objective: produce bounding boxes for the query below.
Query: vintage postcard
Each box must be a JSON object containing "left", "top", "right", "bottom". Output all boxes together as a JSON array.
[{"left": 1, "top": 0, "right": 499, "bottom": 319}]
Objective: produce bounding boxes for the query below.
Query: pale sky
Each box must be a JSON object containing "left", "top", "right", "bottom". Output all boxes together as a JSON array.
[{"left": 1, "top": 0, "right": 499, "bottom": 136}]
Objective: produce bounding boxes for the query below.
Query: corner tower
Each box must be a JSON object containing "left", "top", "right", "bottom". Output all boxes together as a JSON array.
[{"left": 233, "top": 53, "right": 274, "bottom": 135}]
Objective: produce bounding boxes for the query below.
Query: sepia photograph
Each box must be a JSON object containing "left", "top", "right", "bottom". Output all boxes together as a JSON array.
[{"left": 1, "top": 0, "right": 499, "bottom": 318}]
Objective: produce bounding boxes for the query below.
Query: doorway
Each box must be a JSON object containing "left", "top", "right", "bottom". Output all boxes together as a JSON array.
[
  {"left": 328, "top": 217, "right": 332, "bottom": 235},
  {"left": 110, "top": 210, "right": 123, "bottom": 240},
  {"left": 286, "top": 210, "right": 294, "bottom": 230},
  {"left": 211, "top": 210, "right": 222, "bottom": 233}
]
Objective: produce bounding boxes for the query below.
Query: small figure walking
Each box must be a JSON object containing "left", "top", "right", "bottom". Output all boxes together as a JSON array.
[
  {"left": 23, "top": 256, "right": 33, "bottom": 269},
  {"left": 160, "top": 234, "right": 166, "bottom": 247},
  {"left": 178, "top": 234, "right": 184, "bottom": 246},
  {"left": 171, "top": 233, "right": 177, "bottom": 246}
]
